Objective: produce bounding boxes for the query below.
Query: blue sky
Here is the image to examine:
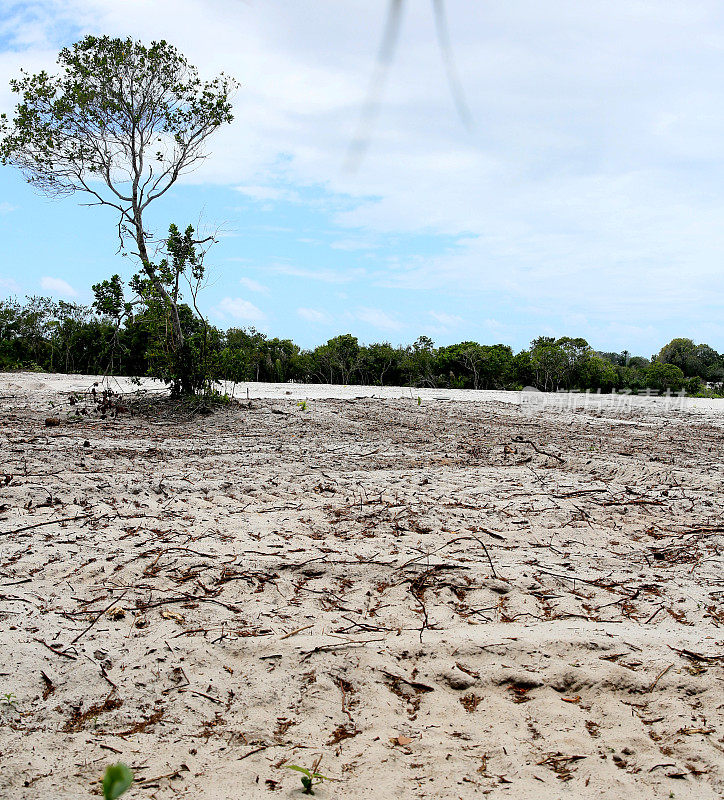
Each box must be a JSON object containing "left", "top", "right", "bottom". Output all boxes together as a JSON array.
[{"left": 2, "top": 0, "right": 724, "bottom": 355}]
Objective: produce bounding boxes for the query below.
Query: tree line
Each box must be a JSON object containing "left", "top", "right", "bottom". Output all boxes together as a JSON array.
[{"left": 1, "top": 295, "right": 722, "bottom": 395}]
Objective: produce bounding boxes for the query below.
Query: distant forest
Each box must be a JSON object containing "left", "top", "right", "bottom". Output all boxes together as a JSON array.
[{"left": 1, "top": 296, "right": 723, "bottom": 396}]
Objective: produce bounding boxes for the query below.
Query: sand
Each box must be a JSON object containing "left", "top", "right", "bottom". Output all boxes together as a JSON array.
[{"left": 0, "top": 372, "right": 722, "bottom": 799}]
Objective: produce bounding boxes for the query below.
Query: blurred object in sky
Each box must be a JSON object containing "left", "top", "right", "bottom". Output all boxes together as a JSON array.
[{"left": 346, "top": 0, "right": 473, "bottom": 171}]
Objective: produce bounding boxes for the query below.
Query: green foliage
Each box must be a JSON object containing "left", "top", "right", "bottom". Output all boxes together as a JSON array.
[
  {"left": 102, "top": 763, "right": 133, "bottom": 800},
  {"left": 358, "top": 341, "right": 398, "bottom": 384},
  {"left": 403, "top": 335, "right": 437, "bottom": 387},
  {"left": 511, "top": 350, "right": 533, "bottom": 387},
  {"left": 92, "top": 275, "right": 128, "bottom": 322},
  {"left": 692, "top": 386, "right": 724, "bottom": 399},
  {"left": 529, "top": 336, "right": 566, "bottom": 391},
  {"left": 284, "top": 763, "right": 335, "bottom": 795},
  {"left": 528, "top": 336, "right": 591, "bottom": 391},
  {"left": 645, "top": 361, "right": 686, "bottom": 392},
  {"left": 220, "top": 327, "right": 302, "bottom": 383},
  {"left": 1, "top": 692, "right": 17, "bottom": 707},
  {"left": 0, "top": 296, "right": 120, "bottom": 373},
  {"left": 580, "top": 355, "right": 617, "bottom": 392},
  {"left": 92, "top": 224, "right": 218, "bottom": 396},
  {"left": 438, "top": 341, "right": 514, "bottom": 389},
  {"left": 0, "top": 36, "right": 236, "bottom": 197},
  {"left": 1, "top": 292, "right": 723, "bottom": 398},
  {"left": 657, "top": 337, "right": 724, "bottom": 382},
  {"left": 313, "top": 334, "right": 360, "bottom": 384}
]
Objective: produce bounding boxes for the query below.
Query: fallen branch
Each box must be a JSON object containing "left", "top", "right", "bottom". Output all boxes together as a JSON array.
[
  {"left": 70, "top": 590, "right": 128, "bottom": 645},
  {"left": 511, "top": 436, "right": 564, "bottom": 464},
  {"left": 0, "top": 512, "right": 94, "bottom": 537}
]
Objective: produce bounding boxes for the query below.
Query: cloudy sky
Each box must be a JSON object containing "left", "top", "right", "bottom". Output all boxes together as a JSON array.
[{"left": 1, "top": 0, "right": 724, "bottom": 354}]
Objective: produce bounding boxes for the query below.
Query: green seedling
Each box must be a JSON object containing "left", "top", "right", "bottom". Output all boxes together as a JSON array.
[
  {"left": 284, "top": 759, "right": 335, "bottom": 795},
  {"left": 297, "top": 400, "right": 308, "bottom": 412},
  {"left": 1, "top": 693, "right": 17, "bottom": 708},
  {"left": 102, "top": 763, "right": 133, "bottom": 800},
  {"left": 417, "top": 396, "right": 422, "bottom": 406}
]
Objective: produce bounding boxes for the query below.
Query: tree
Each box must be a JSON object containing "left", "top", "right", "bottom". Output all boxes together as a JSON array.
[
  {"left": 403, "top": 336, "right": 437, "bottom": 387},
  {"left": 645, "top": 361, "right": 686, "bottom": 393},
  {"left": 656, "top": 338, "right": 699, "bottom": 377},
  {"left": 656, "top": 338, "right": 724, "bottom": 383},
  {"left": 477, "top": 344, "right": 514, "bottom": 389},
  {"left": 0, "top": 35, "right": 237, "bottom": 392},
  {"left": 92, "top": 223, "right": 217, "bottom": 394},
  {"left": 16, "top": 296, "right": 57, "bottom": 369},
  {"left": 529, "top": 337, "right": 566, "bottom": 391},
  {"left": 312, "top": 335, "right": 360, "bottom": 384},
  {"left": 0, "top": 298, "right": 23, "bottom": 369},
  {"left": 437, "top": 341, "right": 478, "bottom": 388},
  {"left": 263, "top": 338, "right": 301, "bottom": 383},
  {"left": 693, "top": 344, "right": 723, "bottom": 383},
  {"left": 438, "top": 342, "right": 514, "bottom": 390},
  {"left": 580, "top": 356, "right": 617, "bottom": 392},
  {"left": 358, "top": 342, "right": 401, "bottom": 385},
  {"left": 555, "top": 336, "right": 592, "bottom": 389},
  {"left": 511, "top": 350, "right": 533, "bottom": 387}
]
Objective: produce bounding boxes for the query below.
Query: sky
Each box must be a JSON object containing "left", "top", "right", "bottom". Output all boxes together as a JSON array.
[{"left": 1, "top": 0, "right": 724, "bottom": 355}]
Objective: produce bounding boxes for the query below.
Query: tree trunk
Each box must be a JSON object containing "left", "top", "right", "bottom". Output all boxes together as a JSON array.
[
  {"left": 134, "top": 220, "right": 199, "bottom": 395},
  {"left": 134, "top": 221, "right": 185, "bottom": 352}
]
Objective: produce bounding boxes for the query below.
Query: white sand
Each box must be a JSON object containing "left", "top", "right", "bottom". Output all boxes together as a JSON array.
[
  {"left": 0, "top": 372, "right": 722, "bottom": 798},
  {"left": 4, "top": 371, "right": 724, "bottom": 417}
]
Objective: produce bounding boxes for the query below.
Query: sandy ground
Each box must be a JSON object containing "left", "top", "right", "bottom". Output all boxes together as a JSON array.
[{"left": 1, "top": 372, "right": 723, "bottom": 799}]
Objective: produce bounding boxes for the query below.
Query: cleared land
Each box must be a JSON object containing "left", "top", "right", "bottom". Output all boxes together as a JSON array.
[{"left": 1, "top": 373, "right": 723, "bottom": 799}]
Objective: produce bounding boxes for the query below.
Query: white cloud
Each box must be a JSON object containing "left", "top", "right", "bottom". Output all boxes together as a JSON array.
[
  {"left": 429, "top": 311, "right": 463, "bottom": 328},
  {"left": 356, "top": 307, "right": 403, "bottom": 331},
  {"left": 235, "top": 185, "right": 300, "bottom": 203},
  {"left": 297, "top": 307, "right": 331, "bottom": 324},
  {"left": 271, "top": 264, "right": 365, "bottom": 284},
  {"left": 214, "top": 296, "right": 266, "bottom": 322},
  {"left": 0, "top": 276, "right": 22, "bottom": 295},
  {"left": 0, "top": 202, "right": 17, "bottom": 214},
  {"left": 239, "top": 277, "right": 269, "bottom": 294},
  {"left": 330, "top": 238, "right": 378, "bottom": 251},
  {"left": 40, "top": 276, "right": 77, "bottom": 297}
]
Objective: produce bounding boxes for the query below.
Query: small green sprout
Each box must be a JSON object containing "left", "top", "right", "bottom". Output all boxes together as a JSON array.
[
  {"left": 284, "top": 759, "right": 335, "bottom": 795},
  {"left": 297, "top": 400, "right": 308, "bottom": 412},
  {"left": 417, "top": 396, "right": 422, "bottom": 406},
  {"left": 102, "top": 763, "right": 133, "bottom": 800},
  {"left": 1, "top": 692, "right": 17, "bottom": 708}
]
